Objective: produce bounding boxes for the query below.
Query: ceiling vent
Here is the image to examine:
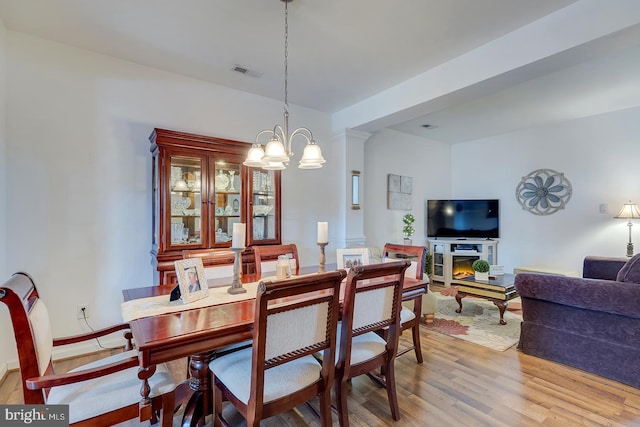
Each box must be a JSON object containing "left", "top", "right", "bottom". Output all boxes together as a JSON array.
[
  {"left": 232, "top": 64, "right": 263, "bottom": 78},
  {"left": 421, "top": 124, "right": 437, "bottom": 129}
]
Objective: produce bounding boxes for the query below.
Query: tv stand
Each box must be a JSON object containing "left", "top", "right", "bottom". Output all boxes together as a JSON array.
[{"left": 428, "top": 239, "right": 498, "bottom": 287}]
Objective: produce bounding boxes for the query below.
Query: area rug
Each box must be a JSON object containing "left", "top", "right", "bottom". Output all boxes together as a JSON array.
[{"left": 425, "top": 292, "right": 522, "bottom": 351}]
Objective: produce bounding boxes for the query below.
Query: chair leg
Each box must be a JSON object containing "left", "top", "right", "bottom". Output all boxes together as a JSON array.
[
  {"left": 318, "top": 388, "right": 333, "bottom": 427},
  {"left": 411, "top": 323, "right": 423, "bottom": 363},
  {"left": 212, "top": 378, "right": 223, "bottom": 427},
  {"left": 160, "top": 391, "right": 175, "bottom": 427},
  {"left": 335, "top": 378, "right": 350, "bottom": 427},
  {"left": 384, "top": 360, "right": 400, "bottom": 421}
]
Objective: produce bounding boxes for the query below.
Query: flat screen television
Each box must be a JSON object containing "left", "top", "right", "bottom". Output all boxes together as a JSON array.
[{"left": 427, "top": 199, "right": 499, "bottom": 239}]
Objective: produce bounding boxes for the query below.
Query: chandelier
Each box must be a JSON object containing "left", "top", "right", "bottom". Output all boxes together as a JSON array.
[{"left": 243, "top": 0, "right": 325, "bottom": 170}]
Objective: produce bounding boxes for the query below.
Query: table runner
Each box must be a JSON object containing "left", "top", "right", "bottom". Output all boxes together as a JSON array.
[{"left": 121, "top": 280, "right": 264, "bottom": 322}]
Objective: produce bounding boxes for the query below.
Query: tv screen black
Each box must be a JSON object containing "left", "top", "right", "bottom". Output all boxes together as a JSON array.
[{"left": 427, "top": 199, "right": 499, "bottom": 239}]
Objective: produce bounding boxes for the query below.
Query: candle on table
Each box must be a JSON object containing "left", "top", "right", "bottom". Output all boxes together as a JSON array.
[
  {"left": 232, "top": 223, "right": 246, "bottom": 248},
  {"left": 317, "top": 221, "right": 328, "bottom": 243}
]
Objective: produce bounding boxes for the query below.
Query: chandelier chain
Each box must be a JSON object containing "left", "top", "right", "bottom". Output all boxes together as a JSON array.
[{"left": 284, "top": 0, "right": 289, "bottom": 113}]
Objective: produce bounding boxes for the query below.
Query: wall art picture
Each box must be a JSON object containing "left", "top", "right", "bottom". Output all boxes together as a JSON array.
[{"left": 387, "top": 174, "right": 412, "bottom": 210}]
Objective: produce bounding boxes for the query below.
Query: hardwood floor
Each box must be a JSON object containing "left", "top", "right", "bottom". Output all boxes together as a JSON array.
[{"left": 2, "top": 326, "right": 640, "bottom": 426}]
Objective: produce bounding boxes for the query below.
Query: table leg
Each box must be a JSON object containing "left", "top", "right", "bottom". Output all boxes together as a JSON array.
[
  {"left": 180, "top": 350, "right": 216, "bottom": 427},
  {"left": 492, "top": 299, "right": 508, "bottom": 325},
  {"left": 455, "top": 292, "right": 467, "bottom": 314}
]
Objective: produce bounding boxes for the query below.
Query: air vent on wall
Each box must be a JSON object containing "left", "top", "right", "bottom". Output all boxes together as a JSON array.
[{"left": 232, "top": 64, "right": 263, "bottom": 78}]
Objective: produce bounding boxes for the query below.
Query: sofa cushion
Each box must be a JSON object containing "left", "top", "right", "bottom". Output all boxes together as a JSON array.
[{"left": 616, "top": 253, "right": 640, "bottom": 283}]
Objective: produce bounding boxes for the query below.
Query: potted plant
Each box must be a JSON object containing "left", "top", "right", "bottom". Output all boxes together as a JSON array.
[
  {"left": 472, "top": 259, "right": 490, "bottom": 281},
  {"left": 402, "top": 213, "right": 415, "bottom": 245}
]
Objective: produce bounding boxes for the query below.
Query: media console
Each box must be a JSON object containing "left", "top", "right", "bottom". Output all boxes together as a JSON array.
[{"left": 428, "top": 239, "right": 498, "bottom": 287}]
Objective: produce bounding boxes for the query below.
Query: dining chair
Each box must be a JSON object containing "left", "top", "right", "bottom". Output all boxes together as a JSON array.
[
  {"left": 182, "top": 248, "right": 235, "bottom": 281},
  {"left": 0, "top": 272, "right": 177, "bottom": 426},
  {"left": 324, "top": 261, "right": 410, "bottom": 427},
  {"left": 381, "top": 243, "right": 428, "bottom": 363},
  {"left": 208, "top": 269, "right": 347, "bottom": 426},
  {"left": 253, "top": 243, "right": 300, "bottom": 279}
]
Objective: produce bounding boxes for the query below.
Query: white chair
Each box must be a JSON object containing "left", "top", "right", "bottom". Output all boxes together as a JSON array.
[
  {"left": 253, "top": 244, "right": 299, "bottom": 279},
  {"left": 319, "top": 261, "right": 410, "bottom": 427},
  {"left": 182, "top": 249, "right": 235, "bottom": 282},
  {"left": 381, "top": 243, "right": 428, "bottom": 363},
  {"left": 0, "top": 272, "right": 177, "bottom": 426},
  {"left": 209, "top": 270, "right": 347, "bottom": 426}
]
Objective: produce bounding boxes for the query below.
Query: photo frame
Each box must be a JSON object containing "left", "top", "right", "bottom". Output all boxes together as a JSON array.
[
  {"left": 174, "top": 258, "right": 209, "bottom": 303},
  {"left": 336, "top": 248, "right": 370, "bottom": 270}
]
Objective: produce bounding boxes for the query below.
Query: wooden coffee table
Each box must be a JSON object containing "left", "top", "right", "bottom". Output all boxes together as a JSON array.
[{"left": 451, "top": 273, "right": 518, "bottom": 325}]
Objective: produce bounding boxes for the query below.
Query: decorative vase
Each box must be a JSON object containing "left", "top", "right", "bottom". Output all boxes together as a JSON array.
[
  {"left": 474, "top": 271, "right": 489, "bottom": 281},
  {"left": 403, "top": 238, "right": 412, "bottom": 246}
]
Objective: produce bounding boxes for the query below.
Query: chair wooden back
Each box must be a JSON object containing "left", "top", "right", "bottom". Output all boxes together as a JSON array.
[
  {"left": 382, "top": 243, "right": 427, "bottom": 280},
  {"left": 253, "top": 244, "right": 300, "bottom": 279},
  {"left": 251, "top": 269, "right": 346, "bottom": 418},
  {"left": 0, "top": 272, "right": 53, "bottom": 404},
  {"left": 182, "top": 249, "right": 235, "bottom": 282},
  {"left": 338, "top": 261, "right": 409, "bottom": 372}
]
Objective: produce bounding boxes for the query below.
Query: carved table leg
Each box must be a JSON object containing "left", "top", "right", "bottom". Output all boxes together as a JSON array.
[
  {"left": 492, "top": 299, "right": 508, "bottom": 325},
  {"left": 455, "top": 292, "right": 467, "bottom": 314},
  {"left": 138, "top": 365, "right": 157, "bottom": 422},
  {"left": 181, "top": 350, "right": 216, "bottom": 427}
]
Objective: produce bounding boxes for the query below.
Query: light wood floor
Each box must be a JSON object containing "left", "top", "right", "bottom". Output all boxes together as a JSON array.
[{"left": 3, "top": 326, "right": 640, "bottom": 426}]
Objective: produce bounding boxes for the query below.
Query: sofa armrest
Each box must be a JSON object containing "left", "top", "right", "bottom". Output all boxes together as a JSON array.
[
  {"left": 583, "top": 256, "right": 627, "bottom": 280},
  {"left": 514, "top": 273, "right": 640, "bottom": 319}
]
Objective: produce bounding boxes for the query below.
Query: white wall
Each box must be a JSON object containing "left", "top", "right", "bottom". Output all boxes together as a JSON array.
[
  {"left": 0, "top": 15, "right": 9, "bottom": 378},
  {"left": 1, "top": 31, "right": 339, "bottom": 367},
  {"left": 452, "top": 106, "right": 640, "bottom": 275},
  {"left": 363, "top": 128, "right": 452, "bottom": 251}
]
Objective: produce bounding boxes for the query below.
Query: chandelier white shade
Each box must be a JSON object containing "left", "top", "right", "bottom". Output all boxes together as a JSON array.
[{"left": 243, "top": 0, "right": 325, "bottom": 171}]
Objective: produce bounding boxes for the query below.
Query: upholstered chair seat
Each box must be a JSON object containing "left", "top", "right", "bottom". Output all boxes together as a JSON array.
[
  {"left": 46, "top": 349, "right": 176, "bottom": 424},
  {"left": 210, "top": 348, "right": 322, "bottom": 404}
]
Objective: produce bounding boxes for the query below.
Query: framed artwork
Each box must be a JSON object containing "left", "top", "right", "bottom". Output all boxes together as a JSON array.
[
  {"left": 174, "top": 258, "right": 209, "bottom": 303},
  {"left": 387, "top": 173, "right": 412, "bottom": 210},
  {"left": 336, "top": 248, "right": 370, "bottom": 270},
  {"left": 351, "top": 170, "right": 361, "bottom": 210}
]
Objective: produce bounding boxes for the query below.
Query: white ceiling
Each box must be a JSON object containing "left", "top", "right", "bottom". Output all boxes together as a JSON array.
[{"left": 1, "top": 0, "right": 639, "bottom": 143}]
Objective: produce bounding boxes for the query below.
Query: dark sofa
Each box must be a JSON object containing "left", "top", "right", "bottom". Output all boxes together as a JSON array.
[{"left": 514, "top": 255, "right": 640, "bottom": 388}]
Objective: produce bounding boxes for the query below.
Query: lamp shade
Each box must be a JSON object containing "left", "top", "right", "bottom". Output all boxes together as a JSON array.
[
  {"left": 262, "top": 137, "right": 289, "bottom": 163},
  {"left": 614, "top": 201, "right": 640, "bottom": 219},
  {"left": 262, "top": 161, "right": 286, "bottom": 171},
  {"left": 298, "top": 141, "right": 326, "bottom": 169},
  {"left": 243, "top": 144, "right": 266, "bottom": 167}
]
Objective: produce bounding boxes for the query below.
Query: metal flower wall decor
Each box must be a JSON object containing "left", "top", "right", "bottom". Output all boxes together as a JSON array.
[{"left": 516, "top": 168, "right": 572, "bottom": 215}]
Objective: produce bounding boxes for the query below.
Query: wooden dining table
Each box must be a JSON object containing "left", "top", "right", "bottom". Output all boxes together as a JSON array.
[{"left": 122, "top": 264, "right": 428, "bottom": 427}]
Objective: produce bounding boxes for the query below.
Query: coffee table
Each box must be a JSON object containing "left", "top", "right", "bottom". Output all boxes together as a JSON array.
[{"left": 451, "top": 273, "right": 518, "bottom": 325}]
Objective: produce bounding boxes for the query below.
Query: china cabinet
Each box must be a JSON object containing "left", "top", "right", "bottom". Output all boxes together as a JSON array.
[{"left": 149, "top": 129, "right": 281, "bottom": 285}]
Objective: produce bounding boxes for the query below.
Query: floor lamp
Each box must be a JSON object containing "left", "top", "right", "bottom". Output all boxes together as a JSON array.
[{"left": 614, "top": 201, "right": 640, "bottom": 257}]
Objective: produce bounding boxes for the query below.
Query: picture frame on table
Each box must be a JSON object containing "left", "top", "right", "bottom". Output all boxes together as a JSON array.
[
  {"left": 336, "top": 248, "right": 370, "bottom": 270},
  {"left": 174, "top": 258, "right": 209, "bottom": 303}
]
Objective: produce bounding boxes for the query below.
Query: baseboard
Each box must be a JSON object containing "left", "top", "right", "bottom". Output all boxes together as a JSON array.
[{"left": 0, "top": 361, "right": 8, "bottom": 384}]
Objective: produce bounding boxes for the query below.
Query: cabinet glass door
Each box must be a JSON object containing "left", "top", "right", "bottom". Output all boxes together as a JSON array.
[
  {"left": 169, "top": 155, "right": 203, "bottom": 247},
  {"left": 249, "top": 169, "right": 279, "bottom": 245},
  {"left": 212, "top": 161, "right": 242, "bottom": 246}
]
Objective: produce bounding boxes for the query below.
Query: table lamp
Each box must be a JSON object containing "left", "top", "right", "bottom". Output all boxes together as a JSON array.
[{"left": 614, "top": 200, "right": 640, "bottom": 257}]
